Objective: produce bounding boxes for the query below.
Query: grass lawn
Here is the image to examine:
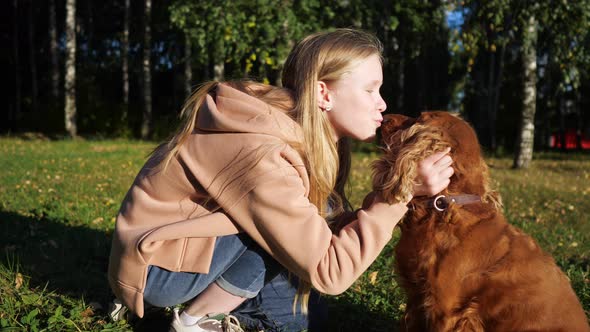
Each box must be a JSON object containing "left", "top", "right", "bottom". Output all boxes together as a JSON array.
[{"left": 0, "top": 137, "right": 589, "bottom": 331}]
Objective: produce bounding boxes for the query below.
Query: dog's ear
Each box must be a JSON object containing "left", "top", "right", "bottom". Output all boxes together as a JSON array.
[
  {"left": 374, "top": 126, "right": 438, "bottom": 204},
  {"left": 374, "top": 114, "right": 417, "bottom": 204},
  {"left": 381, "top": 114, "right": 416, "bottom": 138},
  {"left": 374, "top": 120, "right": 448, "bottom": 204}
]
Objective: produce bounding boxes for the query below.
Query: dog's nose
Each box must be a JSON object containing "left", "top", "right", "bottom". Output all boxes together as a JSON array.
[{"left": 382, "top": 114, "right": 396, "bottom": 123}]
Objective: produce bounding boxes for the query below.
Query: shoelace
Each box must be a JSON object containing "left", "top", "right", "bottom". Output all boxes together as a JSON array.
[
  {"left": 108, "top": 299, "right": 128, "bottom": 321},
  {"left": 222, "top": 315, "right": 244, "bottom": 332},
  {"left": 207, "top": 319, "right": 222, "bottom": 329}
]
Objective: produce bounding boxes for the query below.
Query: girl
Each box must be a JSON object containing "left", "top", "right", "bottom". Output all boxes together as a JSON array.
[{"left": 108, "top": 29, "right": 453, "bottom": 332}]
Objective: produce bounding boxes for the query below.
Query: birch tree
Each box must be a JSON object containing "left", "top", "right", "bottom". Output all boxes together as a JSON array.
[
  {"left": 513, "top": 15, "right": 537, "bottom": 169},
  {"left": 12, "top": 0, "right": 21, "bottom": 124},
  {"left": 64, "top": 0, "right": 77, "bottom": 137},
  {"left": 140, "top": 0, "right": 152, "bottom": 139},
  {"left": 184, "top": 32, "right": 192, "bottom": 98},
  {"left": 49, "top": 0, "right": 59, "bottom": 100},
  {"left": 28, "top": 0, "right": 37, "bottom": 114},
  {"left": 122, "top": 0, "right": 130, "bottom": 122}
]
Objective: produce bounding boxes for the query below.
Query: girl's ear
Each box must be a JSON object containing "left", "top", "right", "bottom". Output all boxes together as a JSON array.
[{"left": 317, "top": 81, "right": 332, "bottom": 111}]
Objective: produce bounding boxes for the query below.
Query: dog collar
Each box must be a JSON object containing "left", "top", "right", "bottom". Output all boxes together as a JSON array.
[{"left": 408, "top": 194, "right": 482, "bottom": 212}]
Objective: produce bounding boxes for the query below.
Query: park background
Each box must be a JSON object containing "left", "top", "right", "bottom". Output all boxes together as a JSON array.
[{"left": 1, "top": 0, "right": 589, "bottom": 331}]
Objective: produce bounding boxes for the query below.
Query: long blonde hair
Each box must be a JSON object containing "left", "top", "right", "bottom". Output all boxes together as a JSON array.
[{"left": 281, "top": 28, "right": 384, "bottom": 313}]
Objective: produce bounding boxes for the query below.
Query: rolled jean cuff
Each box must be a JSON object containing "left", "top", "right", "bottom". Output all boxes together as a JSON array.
[{"left": 216, "top": 276, "right": 260, "bottom": 299}]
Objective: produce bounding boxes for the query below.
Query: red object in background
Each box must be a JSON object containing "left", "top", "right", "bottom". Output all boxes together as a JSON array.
[{"left": 550, "top": 129, "right": 590, "bottom": 149}]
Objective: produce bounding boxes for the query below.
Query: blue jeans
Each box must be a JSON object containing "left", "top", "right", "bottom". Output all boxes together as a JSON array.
[
  {"left": 232, "top": 271, "right": 328, "bottom": 332},
  {"left": 143, "top": 234, "right": 327, "bottom": 331}
]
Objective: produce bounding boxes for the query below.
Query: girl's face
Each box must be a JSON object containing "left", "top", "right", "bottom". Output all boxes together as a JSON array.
[{"left": 324, "top": 54, "right": 387, "bottom": 142}]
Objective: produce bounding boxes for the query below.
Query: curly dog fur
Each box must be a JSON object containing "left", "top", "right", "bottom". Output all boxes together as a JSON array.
[{"left": 373, "top": 111, "right": 589, "bottom": 332}]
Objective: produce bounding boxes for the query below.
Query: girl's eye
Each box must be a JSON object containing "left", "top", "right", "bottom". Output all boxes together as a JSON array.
[{"left": 366, "top": 90, "right": 374, "bottom": 93}]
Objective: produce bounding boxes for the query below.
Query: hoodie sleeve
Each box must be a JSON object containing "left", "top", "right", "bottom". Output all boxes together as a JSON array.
[{"left": 222, "top": 143, "right": 407, "bottom": 295}]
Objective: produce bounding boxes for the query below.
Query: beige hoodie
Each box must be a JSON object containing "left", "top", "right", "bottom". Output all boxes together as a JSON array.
[{"left": 108, "top": 84, "right": 406, "bottom": 317}]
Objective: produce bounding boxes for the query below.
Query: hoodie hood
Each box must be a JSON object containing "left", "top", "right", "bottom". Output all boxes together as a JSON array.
[{"left": 197, "top": 83, "right": 303, "bottom": 143}]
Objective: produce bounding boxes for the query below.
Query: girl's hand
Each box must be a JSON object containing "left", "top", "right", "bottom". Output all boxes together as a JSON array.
[{"left": 413, "top": 148, "right": 454, "bottom": 197}]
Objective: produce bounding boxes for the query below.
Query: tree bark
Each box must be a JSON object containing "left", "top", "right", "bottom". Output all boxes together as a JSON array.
[
  {"left": 140, "top": 0, "right": 152, "bottom": 139},
  {"left": 397, "top": 52, "right": 405, "bottom": 113},
  {"left": 213, "top": 61, "right": 224, "bottom": 81},
  {"left": 49, "top": 0, "right": 59, "bottom": 100},
  {"left": 184, "top": 32, "right": 192, "bottom": 98},
  {"left": 212, "top": 36, "right": 224, "bottom": 81},
  {"left": 28, "top": 0, "right": 38, "bottom": 114},
  {"left": 86, "top": 1, "right": 94, "bottom": 58},
  {"left": 558, "top": 95, "right": 567, "bottom": 151},
  {"left": 575, "top": 90, "right": 582, "bottom": 150},
  {"left": 64, "top": 0, "right": 77, "bottom": 137},
  {"left": 122, "top": 0, "right": 129, "bottom": 117},
  {"left": 487, "top": 50, "right": 497, "bottom": 151},
  {"left": 513, "top": 16, "right": 537, "bottom": 169},
  {"left": 12, "top": 0, "right": 21, "bottom": 125},
  {"left": 491, "top": 44, "right": 506, "bottom": 152}
]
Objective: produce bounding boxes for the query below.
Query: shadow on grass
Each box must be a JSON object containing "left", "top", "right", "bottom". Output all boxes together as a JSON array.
[
  {"left": 326, "top": 298, "right": 401, "bottom": 332},
  {"left": 0, "top": 210, "right": 403, "bottom": 331},
  {"left": 0, "top": 210, "right": 111, "bottom": 302},
  {"left": 0, "top": 210, "right": 173, "bottom": 331}
]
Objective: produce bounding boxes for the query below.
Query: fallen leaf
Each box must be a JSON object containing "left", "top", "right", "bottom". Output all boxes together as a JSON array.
[
  {"left": 15, "top": 273, "right": 23, "bottom": 289},
  {"left": 81, "top": 307, "right": 94, "bottom": 318},
  {"left": 369, "top": 271, "right": 378, "bottom": 285}
]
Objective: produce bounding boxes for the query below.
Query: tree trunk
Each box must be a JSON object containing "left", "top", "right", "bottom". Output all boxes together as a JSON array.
[
  {"left": 491, "top": 44, "right": 506, "bottom": 151},
  {"left": 513, "top": 16, "right": 537, "bottom": 169},
  {"left": 487, "top": 50, "right": 497, "bottom": 152},
  {"left": 184, "top": 32, "right": 192, "bottom": 98},
  {"left": 275, "top": 18, "right": 293, "bottom": 86},
  {"left": 140, "top": 0, "right": 152, "bottom": 139},
  {"left": 212, "top": 37, "right": 224, "bottom": 81},
  {"left": 12, "top": 0, "right": 21, "bottom": 125},
  {"left": 122, "top": 0, "right": 129, "bottom": 118},
  {"left": 213, "top": 61, "right": 224, "bottom": 81},
  {"left": 28, "top": 0, "right": 37, "bottom": 115},
  {"left": 86, "top": 1, "right": 94, "bottom": 58},
  {"left": 558, "top": 95, "right": 567, "bottom": 151},
  {"left": 575, "top": 90, "right": 582, "bottom": 150},
  {"left": 49, "top": 0, "right": 59, "bottom": 100},
  {"left": 414, "top": 56, "right": 426, "bottom": 115},
  {"left": 64, "top": 0, "right": 77, "bottom": 137},
  {"left": 397, "top": 52, "right": 405, "bottom": 113}
]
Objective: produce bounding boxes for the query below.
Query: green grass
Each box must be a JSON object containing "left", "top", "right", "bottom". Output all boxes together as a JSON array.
[{"left": 0, "top": 137, "right": 588, "bottom": 331}]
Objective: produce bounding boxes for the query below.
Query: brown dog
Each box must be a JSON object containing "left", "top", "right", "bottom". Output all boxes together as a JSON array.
[{"left": 373, "top": 111, "right": 589, "bottom": 331}]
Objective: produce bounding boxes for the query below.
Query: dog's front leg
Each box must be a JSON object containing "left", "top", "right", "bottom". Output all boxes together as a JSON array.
[
  {"left": 431, "top": 303, "right": 484, "bottom": 332},
  {"left": 400, "top": 298, "right": 428, "bottom": 332}
]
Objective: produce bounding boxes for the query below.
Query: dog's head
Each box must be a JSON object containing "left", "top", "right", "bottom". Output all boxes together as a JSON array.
[{"left": 373, "top": 111, "right": 500, "bottom": 209}]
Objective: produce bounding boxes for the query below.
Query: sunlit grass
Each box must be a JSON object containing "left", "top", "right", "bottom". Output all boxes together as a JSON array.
[{"left": 0, "top": 138, "right": 588, "bottom": 331}]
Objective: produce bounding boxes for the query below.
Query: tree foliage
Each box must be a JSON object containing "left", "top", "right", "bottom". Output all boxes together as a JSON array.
[
  {"left": 2, "top": 0, "right": 589, "bottom": 152},
  {"left": 169, "top": 0, "right": 320, "bottom": 83},
  {"left": 453, "top": 0, "right": 590, "bottom": 151}
]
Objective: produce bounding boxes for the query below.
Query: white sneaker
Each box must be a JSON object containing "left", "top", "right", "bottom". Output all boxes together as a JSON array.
[
  {"left": 169, "top": 308, "right": 244, "bottom": 332},
  {"left": 108, "top": 298, "right": 129, "bottom": 321}
]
